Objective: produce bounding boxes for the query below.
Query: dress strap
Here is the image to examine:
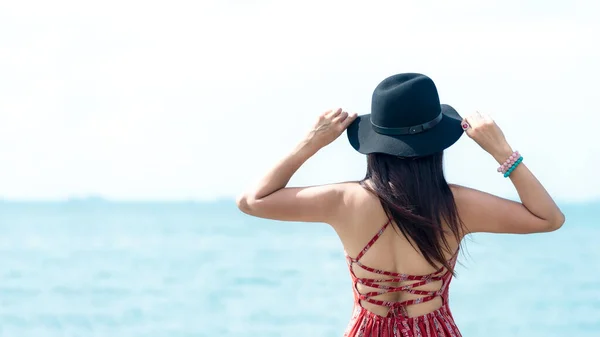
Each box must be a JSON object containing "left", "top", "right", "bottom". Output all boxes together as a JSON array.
[{"left": 354, "top": 218, "right": 391, "bottom": 261}]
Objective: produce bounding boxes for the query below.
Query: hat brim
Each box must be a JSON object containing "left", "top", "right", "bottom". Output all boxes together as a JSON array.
[{"left": 346, "top": 104, "right": 464, "bottom": 157}]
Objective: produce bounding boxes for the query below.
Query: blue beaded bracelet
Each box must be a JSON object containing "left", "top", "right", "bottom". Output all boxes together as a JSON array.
[{"left": 503, "top": 156, "right": 523, "bottom": 178}]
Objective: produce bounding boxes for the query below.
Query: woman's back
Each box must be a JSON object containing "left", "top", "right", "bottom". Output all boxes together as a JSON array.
[
  {"left": 336, "top": 182, "right": 463, "bottom": 336},
  {"left": 336, "top": 182, "right": 461, "bottom": 319}
]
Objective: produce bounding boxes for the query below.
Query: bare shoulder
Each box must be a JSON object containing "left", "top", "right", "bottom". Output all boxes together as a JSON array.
[
  {"left": 328, "top": 181, "right": 388, "bottom": 230},
  {"left": 449, "top": 183, "right": 560, "bottom": 235},
  {"left": 331, "top": 180, "right": 373, "bottom": 214},
  {"left": 334, "top": 180, "right": 380, "bottom": 208}
]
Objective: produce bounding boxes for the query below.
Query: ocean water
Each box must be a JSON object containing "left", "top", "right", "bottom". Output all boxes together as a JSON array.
[{"left": 0, "top": 200, "right": 598, "bottom": 337}]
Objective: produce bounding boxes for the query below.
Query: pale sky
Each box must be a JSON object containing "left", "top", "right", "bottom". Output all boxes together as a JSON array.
[{"left": 0, "top": 0, "right": 598, "bottom": 202}]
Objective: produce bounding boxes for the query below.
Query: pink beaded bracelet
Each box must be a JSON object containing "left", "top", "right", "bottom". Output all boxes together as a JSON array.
[{"left": 497, "top": 151, "right": 520, "bottom": 174}]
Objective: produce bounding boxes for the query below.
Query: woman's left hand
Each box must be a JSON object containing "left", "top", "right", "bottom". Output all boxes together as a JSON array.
[{"left": 304, "top": 108, "right": 358, "bottom": 150}]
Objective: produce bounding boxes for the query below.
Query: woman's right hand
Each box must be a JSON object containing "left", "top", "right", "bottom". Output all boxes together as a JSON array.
[{"left": 462, "top": 111, "right": 513, "bottom": 162}]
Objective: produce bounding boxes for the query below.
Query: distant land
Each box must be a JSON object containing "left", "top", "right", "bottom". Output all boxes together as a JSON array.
[{"left": 0, "top": 196, "right": 233, "bottom": 205}]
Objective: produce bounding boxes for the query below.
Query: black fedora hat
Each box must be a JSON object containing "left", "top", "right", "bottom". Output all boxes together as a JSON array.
[{"left": 347, "top": 73, "right": 464, "bottom": 157}]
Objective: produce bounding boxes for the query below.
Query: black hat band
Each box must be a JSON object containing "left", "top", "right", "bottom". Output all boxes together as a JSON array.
[{"left": 370, "top": 112, "right": 443, "bottom": 135}]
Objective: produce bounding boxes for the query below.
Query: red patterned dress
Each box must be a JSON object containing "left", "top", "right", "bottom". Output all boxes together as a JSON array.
[{"left": 343, "top": 219, "right": 462, "bottom": 337}]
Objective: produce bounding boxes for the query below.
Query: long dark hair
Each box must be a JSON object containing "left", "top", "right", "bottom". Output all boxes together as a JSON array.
[{"left": 361, "top": 152, "right": 464, "bottom": 275}]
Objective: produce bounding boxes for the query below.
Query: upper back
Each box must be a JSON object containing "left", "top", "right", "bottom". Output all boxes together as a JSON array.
[
  {"left": 334, "top": 182, "right": 461, "bottom": 274},
  {"left": 333, "top": 182, "right": 461, "bottom": 317}
]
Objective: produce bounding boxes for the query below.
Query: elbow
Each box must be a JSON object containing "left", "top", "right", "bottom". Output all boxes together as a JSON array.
[
  {"left": 547, "top": 211, "right": 566, "bottom": 232},
  {"left": 236, "top": 193, "right": 250, "bottom": 214},
  {"left": 236, "top": 193, "right": 256, "bottom": 215}
]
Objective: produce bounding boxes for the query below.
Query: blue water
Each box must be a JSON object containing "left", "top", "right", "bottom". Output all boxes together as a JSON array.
[{"left": 0, "top": 200, "right": 598, "bottom": 337}]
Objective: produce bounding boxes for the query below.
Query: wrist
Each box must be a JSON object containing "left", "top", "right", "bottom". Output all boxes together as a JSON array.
[
  {"left": 295, "top": 138, "right": 321, "bottom": 157},
  {"left": 491, "top": 144, "right": 515, "bottom": 164}
]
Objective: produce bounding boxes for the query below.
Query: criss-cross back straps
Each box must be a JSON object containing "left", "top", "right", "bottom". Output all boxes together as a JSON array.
[
  {"left": 351, "top": 218, "right": 392, "bottom": 262},
  {"left": 352, "top": 267, "right": 451, "bottom": 318},
  {"left": 346, "top": 218, "right": 453, "bottom": 318}
]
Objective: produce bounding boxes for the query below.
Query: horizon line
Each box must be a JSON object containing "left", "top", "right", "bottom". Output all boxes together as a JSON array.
[{"left": 0, "top": 196, "right": 598, "bottom": 206}]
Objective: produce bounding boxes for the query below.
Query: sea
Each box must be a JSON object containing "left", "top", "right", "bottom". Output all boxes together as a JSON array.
[{"left": 0, "top": 200, "right": 598, "bottom": 337}]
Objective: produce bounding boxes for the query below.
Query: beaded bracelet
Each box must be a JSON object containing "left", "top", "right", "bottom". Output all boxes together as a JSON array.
[
  {"left": 504, "top": 156, "right": 523, "bottom": 178},
  {"left": 497, "top": 151, "right": 523, "bottom": 178},
  {"left": 497, "top": 151, "right": 520, "bottom": 174}
]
